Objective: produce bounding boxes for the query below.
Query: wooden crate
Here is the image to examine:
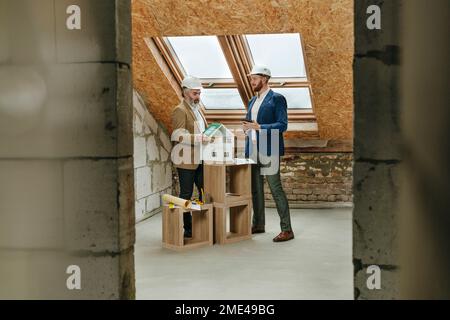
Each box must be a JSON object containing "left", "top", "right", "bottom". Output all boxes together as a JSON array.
[
  {"left": 162, "top": 204, "right": 213, "bottom": 251},
  {"left": 204, "top": 160, "right": 252, "bottom": 204},
  {"left": 213, "top": 199, "right": 252, "bottom": 245}
]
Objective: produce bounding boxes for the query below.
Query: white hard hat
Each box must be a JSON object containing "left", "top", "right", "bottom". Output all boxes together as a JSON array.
[
  {"left": 248, "top": 65, "right": 272, "bottom": 77},
  {"left": 181, "top": 76, "right": 203, "bottom": 90}
]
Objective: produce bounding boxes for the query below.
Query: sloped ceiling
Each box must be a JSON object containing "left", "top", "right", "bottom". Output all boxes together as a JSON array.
[{"left": 132, "top": 0, "right": 353, "bottom": 140}]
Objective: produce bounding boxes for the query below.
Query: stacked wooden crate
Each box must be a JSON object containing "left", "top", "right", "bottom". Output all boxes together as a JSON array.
[{"left": 204, "top": 159, "right": 253, "bottom": 245}]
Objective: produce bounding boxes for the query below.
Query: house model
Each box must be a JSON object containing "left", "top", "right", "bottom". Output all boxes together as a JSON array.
[{"left": 202, "top": 123, "right": 235, "bottom": 163}]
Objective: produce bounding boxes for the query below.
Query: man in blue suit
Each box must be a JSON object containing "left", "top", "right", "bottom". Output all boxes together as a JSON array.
[{"left": 243, "top": 65, "right": 294, "bottom": 242}]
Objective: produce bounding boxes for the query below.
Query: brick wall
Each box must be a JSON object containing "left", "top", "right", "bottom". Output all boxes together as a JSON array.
[
  {"left": 171, "top": 153, "right": 353, "bottom": 207},
  {"left": 265, "top": 153, "right": 353, "bottom": 207}
]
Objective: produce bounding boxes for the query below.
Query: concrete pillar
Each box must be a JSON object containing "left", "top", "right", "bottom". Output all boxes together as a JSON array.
[
  {"left": 0, "top": 0, "right": 134, "bottom": 299},
  {"left": 400, "top": 0, "right": 450, "bottom": 299},
  {"left": 353, "top": 0, "right": 402, "bottom": 299}
]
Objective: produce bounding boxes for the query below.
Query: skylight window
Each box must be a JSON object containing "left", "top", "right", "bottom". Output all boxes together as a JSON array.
[
  {"left": 272, "top": 88, "right": 312, "bottom": 109},
  {"left": 245, "top": 33, "right": 307, "bottom": 78},
  {"left": 167, "top": 36, "right": 233, "bottom": 79},
  {"left": 154, "top": 33, "right": 315, "bottom": 118},
  {"left": 201, "top": 88, "right": 244, "bottom": 110}
]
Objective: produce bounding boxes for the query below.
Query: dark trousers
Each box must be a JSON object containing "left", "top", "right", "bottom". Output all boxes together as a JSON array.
[
  {"left": 251, "top": 158, "right": 292, "bottom": 232},
  {"left": 177, "top": 164, "right": 203, "bottom": 232}
]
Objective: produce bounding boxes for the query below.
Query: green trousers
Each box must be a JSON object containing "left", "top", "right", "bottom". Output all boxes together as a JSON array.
[{"left": 251, "top": 159, "right": 292, "bottom": 232}]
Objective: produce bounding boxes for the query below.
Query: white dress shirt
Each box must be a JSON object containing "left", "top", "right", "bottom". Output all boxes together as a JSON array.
[
  {"left": 250, "top": 87, "right": 270, "bottom": 142},
  {"left": 188, "top": 102, "right": 206, "bottom": 133}
]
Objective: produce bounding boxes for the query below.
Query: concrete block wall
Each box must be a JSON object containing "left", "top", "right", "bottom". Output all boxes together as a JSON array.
[
  {"left": 0, "top": 0, "right": 134, "bottom": 299},
  {"left": 353, "top": 0, "right": 402, "bottom": 299},
  {"left": 133, "top": 91, "right": 172, "bottom": 222}
]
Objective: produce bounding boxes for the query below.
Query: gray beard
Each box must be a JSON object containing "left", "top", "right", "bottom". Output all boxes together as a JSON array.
[{"left": 188, "top": 101, "right": 200, "bottom": 109}]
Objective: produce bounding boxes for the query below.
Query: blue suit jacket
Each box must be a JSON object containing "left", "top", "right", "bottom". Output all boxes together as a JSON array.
[{"left": 245, "top": 90, "right": 288, "bottom": 158}]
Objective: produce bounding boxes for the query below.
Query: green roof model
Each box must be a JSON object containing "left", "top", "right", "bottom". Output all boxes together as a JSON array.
[{"left": 203, "top": 123, "right": 224, "bottom": 137}]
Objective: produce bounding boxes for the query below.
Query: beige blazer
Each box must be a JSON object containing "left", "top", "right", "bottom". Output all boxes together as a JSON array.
[{"left": 171, "top": 100, "right": 208, "bottom": 170}]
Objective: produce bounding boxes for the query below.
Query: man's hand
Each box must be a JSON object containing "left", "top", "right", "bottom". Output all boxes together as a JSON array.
[
  {"left": 202, "top": 135, "right": 212, "bottom": 143},
  {"left": 242, "top": 120, "right": 261, "bottom": 131},
  {"left": 195, "top": 134, "right": 212, "bottom": 143}
]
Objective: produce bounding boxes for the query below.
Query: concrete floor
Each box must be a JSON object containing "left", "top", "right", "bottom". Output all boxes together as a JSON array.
[{"left": 135, "top": 207, "right": 353, "bottom": 300}]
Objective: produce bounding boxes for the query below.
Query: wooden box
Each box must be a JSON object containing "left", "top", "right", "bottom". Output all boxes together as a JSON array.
[
  {"left": 162, "top": 204, "right": 213, "bottom": 251},
  {"left": 204, "top": 159, "right": 253, "bottom": 204},
  {"left": 213, "top": 199, "right": 252, "bottom": 245},
  {"left": 204, "top": 159, "right": 254, "bottom": 245}
]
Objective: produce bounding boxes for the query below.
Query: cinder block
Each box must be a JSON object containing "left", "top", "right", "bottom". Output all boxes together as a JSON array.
[
  {"left": 69, "top": 253, "right": 122, "bottom": 300},
  {"left": 354, "top": 266, "right": 399, "bottom": 300},
  {"left": 135, "top": 166, "right": 151, "bottom": 200},
  {"left": 353, "top": 162, "right": 400, "bottom": 265},
  {"left": 135, "top": 198, "right": 146, "bottom": 221},
  {"left": 0, "top": 160, "right": 64, "bottom": 249},
  {"left": 355, "top": 0, "right": 401, "bottom": 54},
  {"left": 63, "top": 160, "right": 119, "bottom": 252},
  {"left": 146, "top": 193, "right": 161, "bottom": 213},
  {"left": 134, "top": 136, "right": 147, "bottom": 168},
  {"left": 144, "top": 109, "right": 159, "bottom": 134},
  {"left": 133, "top": 91, "right": 147, "bottom": 120},
  {"left": 117, "top": 65, "right": 133, "bottom": 158},
  {"left": 55, "top": 0, "right": 117, "bottom": 63},
  {"left": 354, "top": 59, "right": 402, "bottom": 160},
  {"left": 118, "top": 157, "right": 135, "bottom": 251},
  {"left": 164, "top": 163, "right": 173, "bottom": 187},
  {"left": 0, "top": 1, "right": 9, "bottom": 63},
  {"left": 0, "top": 63, "right": 122, "bottom": 158},
  {"left": 4, "top": 0, "right": 56, "bottom": 64},
  {"left": 159, "top": 129, "right": 173, "bottom": 152},
  {"left": 134, "top": 113, "right": 144, "bottom": 136},
  {"left": 146, "top": 136, "right": 159, "bottom": 161},
  {"left": 152, "top": 163, "right": 170, "bottom": 193},
  {"left": 115, "top": 0, "right": 132, "bottom": 65},
  {"left": 160, "top": 147, "right": 169, "bottom": 162},
  {"left": 134, "top": 91, "right": 159, "bottom": 135},
  {"left": 0, "top": 248, "right": 134, "bottom": 299}
]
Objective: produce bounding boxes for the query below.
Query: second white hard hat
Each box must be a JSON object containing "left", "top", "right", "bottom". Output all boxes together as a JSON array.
[
  {"left": 248, "top": 65, "right": 272, "bottom": 77},
  {"left": 181, "top": 76, "right": 203, "bottom": 90}
]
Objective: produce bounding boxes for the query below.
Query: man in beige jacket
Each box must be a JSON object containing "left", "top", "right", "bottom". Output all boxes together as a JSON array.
[{"left": 171, "top": 76, "right": 209, "bottom": 238}]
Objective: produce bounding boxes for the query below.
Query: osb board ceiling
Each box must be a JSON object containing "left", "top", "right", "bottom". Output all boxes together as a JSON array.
[{"left": 132, "top": 0, "right": 354, "bottom": 140}]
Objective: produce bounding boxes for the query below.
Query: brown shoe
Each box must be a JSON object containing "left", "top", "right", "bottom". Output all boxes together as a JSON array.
[
  {"left": 273, "top": 231, "right": 294, "bottom": 242},
  {"left": 252, "top": 226, "right": 265, "bottom": 234}
]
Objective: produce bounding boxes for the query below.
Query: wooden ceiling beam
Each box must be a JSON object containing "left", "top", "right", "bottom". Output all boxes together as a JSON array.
[{"left": 217, "top": 35, "right": 254, "bottom": 108}]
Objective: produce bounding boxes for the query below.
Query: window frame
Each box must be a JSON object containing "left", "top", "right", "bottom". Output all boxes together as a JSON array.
[
  {"left": 152, "top": 34, "right": 316, "bottom": 123},
  {"left": 242, "top": 34, "right": 315, "bottom": 116}
]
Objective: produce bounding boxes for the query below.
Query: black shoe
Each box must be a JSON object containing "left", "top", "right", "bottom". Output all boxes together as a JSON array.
[
  {"left": 252, "top": 226, "right": 265, "bottom": 234},
  {"left": 184, "top": 230, "right": 192, "bottom": 238}
]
